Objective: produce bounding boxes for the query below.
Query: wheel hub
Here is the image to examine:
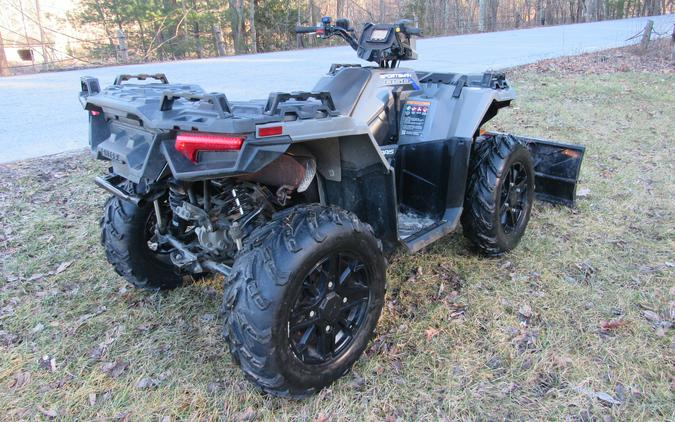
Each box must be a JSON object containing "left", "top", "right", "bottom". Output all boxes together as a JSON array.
[
  {"left": 288, "top": 252, "right": 371, "bottom": 365},
  {"left": 500, "top": 161, "right": 530, "bottom": 234},
  {"left": 319, "top": 292, "right": 343, "bottom": 321}
]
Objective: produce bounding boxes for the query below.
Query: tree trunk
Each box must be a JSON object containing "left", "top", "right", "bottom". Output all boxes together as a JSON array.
[
  {"left": 479, "top": 0, "right": 488, "bottom": 31},
  {"left": 537, "top": 0, "right": 546, "bottom": 24},
  {"left": 249, "top": 0, "right": 257, "bottom": 53},
  {"left": 213, "top": 24, "right": 227, "bottom": 56},
  {"left": 194, "top": 22, "right": 203, "bottom": 58},
  {"left": 229, "top": 0, "right": 245, "bottom": 54},
  {"left": 337, "top": 0, "right": 345, "bottom": 17},
  {"left": 117, "top": 30, "right": 129, "bottom": 63},
  {"left": 380, "top": 0, "right": 386, "bottom": 22},
  {"left": 34, "top": 0, "right": 50, "bottom": 68},
  {"left": 0, "top": 31, "right": 10, "bottom": 76},
  {"left": 490, "top": 0, "right": 499, "bottom": 30}
]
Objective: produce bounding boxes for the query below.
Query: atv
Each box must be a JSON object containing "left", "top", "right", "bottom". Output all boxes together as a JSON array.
[{"left": 79, "top": 17, "right": 584, "bottom": 398}]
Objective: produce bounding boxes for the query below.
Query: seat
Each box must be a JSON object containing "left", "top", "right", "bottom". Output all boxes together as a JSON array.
[{"left": 312, "top": 67, "right": 371, "bottom": 116}]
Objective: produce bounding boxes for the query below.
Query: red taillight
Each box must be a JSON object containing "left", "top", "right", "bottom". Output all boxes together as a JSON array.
[
  {"left": 90, "top": 110, "right": 101, "bottom": 116},
  {"left": 175, "top": 132, "right": 245, "bottom": 162},
  {"left": 257, "top": 125, "right": 283, "bottom": 137}
]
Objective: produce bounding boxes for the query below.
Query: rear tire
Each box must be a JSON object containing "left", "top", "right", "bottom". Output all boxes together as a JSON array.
[
  {"left": 100, "top": 196, "right": 182, "bottom": 289},
  {"left": 461, "top": 134, "right": 535, "bottom": 255},
  {"left": 222, "top": 204, "right": 386, "bottom": 398}
]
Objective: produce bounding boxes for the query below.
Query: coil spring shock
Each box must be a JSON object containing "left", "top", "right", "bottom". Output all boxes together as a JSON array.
[{"left": 168, "top": 182, "right": 189, "bottom": 236}]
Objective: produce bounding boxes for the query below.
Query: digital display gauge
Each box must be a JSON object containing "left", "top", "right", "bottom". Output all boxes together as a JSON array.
[{"left": 369, "top": 29, "right": 390, "bottom": 42}]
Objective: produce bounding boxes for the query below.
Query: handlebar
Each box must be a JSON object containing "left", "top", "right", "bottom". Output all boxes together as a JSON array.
[
  {"left": 295, "top": 17, "right": 421, "bottom": 57},
  {"left": 296, "top": 21, "right": 360, "bottom": 51},
  {"left": 295, "top": 26, "right": 317, "bottom": 34}
]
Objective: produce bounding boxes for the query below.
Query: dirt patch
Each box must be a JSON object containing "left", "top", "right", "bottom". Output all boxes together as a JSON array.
[{"left": 507, "top": 37, "right": 674, "bottom": 75}]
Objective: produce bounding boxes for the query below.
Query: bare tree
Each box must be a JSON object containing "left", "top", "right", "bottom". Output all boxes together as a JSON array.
[
  {"left": 249, "top": 0, "right": 257, "bottom": 53},
  {"left": 0, "top": 30, "right": 10, "bottom": 76},
  {"left": 479, "top": 0, "right": 488, "bottom": 31},
  {"left": 228, "top": 0, "right": 245, "bottom": 54},
  {"left": 337, "top": 0, "right": 345, "bottom": 17}
]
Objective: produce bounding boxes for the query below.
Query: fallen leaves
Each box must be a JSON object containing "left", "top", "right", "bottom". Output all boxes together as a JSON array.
[
  {"left": 425, "top": 327, "right": 440, "bottom": 341},
  {"left": 577, "top": 187, "right": 591, "bottom": 198},
  {"left": 8, "top": 371, "right": 31, "bottom": 389},
  {"left": 642, "top": 310, "right": 660, "bottom": 322},
  {"left": 37, "top": 405, "right": 58, "bottom": 418},
  {"left": 434, "top": 263, "right": 463, "bottom": 292},
  {"left": 102, "top": 359, "right": 129, "bottom": 378},
  {"left": 89, "top": 325, "right": 124, "bottom": 360},
  {"left": 67, "top": 306, "right": 107, "bottom": 336},
  {"left": 136, "top": 377, "right": 160, "bottom": 389},
  {"left": 235, "top": 406, "right": 257, "bottom": 421},
  {"left": 599, "top": 319, "right": 628, "bottom": 334},
  {"left": 518, "top": 303, "right": 533, "bottom": 319},
  {"left": 55, "top": 261, "right": 72, "bottom": 274},
  {"left": 25, "top": 261, "right": 74, "bottom": 282},
  {"left": 39, "top": 355, "right": 57, "bottom": 372},
  {"left": 574, "top": 385, "right": 622, "bottom": 406}
]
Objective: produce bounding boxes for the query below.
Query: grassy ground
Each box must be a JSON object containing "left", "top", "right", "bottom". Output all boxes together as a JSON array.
[{"left": 1, "top": 45, "right": 673, "bottom": 421}]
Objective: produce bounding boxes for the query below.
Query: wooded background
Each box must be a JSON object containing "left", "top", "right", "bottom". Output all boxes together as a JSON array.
[{"left": 0, "top": 0, "right": 672, "bottom": 70}]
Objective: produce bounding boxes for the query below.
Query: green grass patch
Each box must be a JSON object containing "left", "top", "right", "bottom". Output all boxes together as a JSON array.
[{"left": 0, "top": 70, "right": 673, "bottom": 420}]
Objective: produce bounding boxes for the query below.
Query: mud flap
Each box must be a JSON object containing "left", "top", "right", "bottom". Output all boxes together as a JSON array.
[{"left": 513, "top": 135, "right": 585, "bottom": 207}]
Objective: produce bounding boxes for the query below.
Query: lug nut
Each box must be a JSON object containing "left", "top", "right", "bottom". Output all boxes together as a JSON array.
[
  {"left": 325, "top": 325, "right": 331, "bottom": 332},
  {"left": 343, "top": 297, "right": 348, "bottom": 303},
  {"left": 309, "top": 311, "right": 315, "bottom": 317},
  {"left": 328, "top": 282, "right": 334, "bottom": 289}
]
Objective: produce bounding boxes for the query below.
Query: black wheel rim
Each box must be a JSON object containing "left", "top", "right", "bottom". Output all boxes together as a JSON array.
[
  {"left": 499, "top": 161, "right": 529, "bottom": 234},
  {"left": 288, "top": 252, "right": 371, "bottom": 365}
]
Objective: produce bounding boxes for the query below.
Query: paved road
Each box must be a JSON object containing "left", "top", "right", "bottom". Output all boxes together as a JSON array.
[{"left": 0, "top": 15, "right": 672, "bottom": 163}]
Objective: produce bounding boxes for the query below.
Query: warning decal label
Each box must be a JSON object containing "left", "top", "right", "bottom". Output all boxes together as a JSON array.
[{"left": 400, "top": 100, "right": 431, "bottom": 136}]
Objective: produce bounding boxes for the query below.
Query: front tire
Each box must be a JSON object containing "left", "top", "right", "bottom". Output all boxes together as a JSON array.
[
  {"left": 222, "top": 204, "right": 386, "bottom": 398},
  {"left": 100, "top": 196, "right": 182, "bottom": 289},
  {"left": 461, "top": 134, "right": 535, "bottom": 255}
]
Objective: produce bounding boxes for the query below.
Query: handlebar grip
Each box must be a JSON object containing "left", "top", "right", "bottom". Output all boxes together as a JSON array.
[{"left": 295, "top": 26, "right": 317, "bottom": 34}]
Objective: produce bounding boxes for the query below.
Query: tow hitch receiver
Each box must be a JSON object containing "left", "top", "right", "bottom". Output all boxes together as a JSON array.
[{"left": 515, "top": 135, "right": 585, "bottom": 207}]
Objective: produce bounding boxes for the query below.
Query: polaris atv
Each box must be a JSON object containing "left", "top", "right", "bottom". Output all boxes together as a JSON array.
[{"left": 79, "top": 17, "right": 584, "bottom": 398}]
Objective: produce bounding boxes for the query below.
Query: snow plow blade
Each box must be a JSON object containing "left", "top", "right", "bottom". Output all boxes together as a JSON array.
[{"left": 515, "top": 135, "right": 585, "bottom": 207}]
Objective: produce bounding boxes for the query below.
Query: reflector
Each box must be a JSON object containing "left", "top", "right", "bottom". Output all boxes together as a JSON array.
[
  {"left": 175, "top": 132, "right": 244, "bottom": 162},
  {"left": 257, "top": 126, "right": 283, "bottom": 137}
]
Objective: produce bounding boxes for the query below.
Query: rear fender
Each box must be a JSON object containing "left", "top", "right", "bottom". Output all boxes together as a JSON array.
[{"left": 294, "top": 133, "right": 398, "bottom": 251}]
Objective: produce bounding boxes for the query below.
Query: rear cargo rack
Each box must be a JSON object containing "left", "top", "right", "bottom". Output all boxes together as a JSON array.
[
  {"left": 264, "top": 91, "right": 337, "bottom": 116},
  {"left": 114, "top": 73, "right": 169, "bottom": 85},
  {"left": 160, "top": 91, "right": 232, "bottom": 118}
]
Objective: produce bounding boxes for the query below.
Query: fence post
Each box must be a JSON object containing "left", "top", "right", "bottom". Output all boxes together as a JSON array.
[
  {"left": 117, "top": 30, "right": 129, "bottom": 63},
  {"left": 639, "top": 19, "right": 654, "bottom": 54},
  {"left": 213, "top": 24, "right": 226, "bottom": 56},
  {"left": 0, "top": 31, "right": 10, "bottom": 76}
]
